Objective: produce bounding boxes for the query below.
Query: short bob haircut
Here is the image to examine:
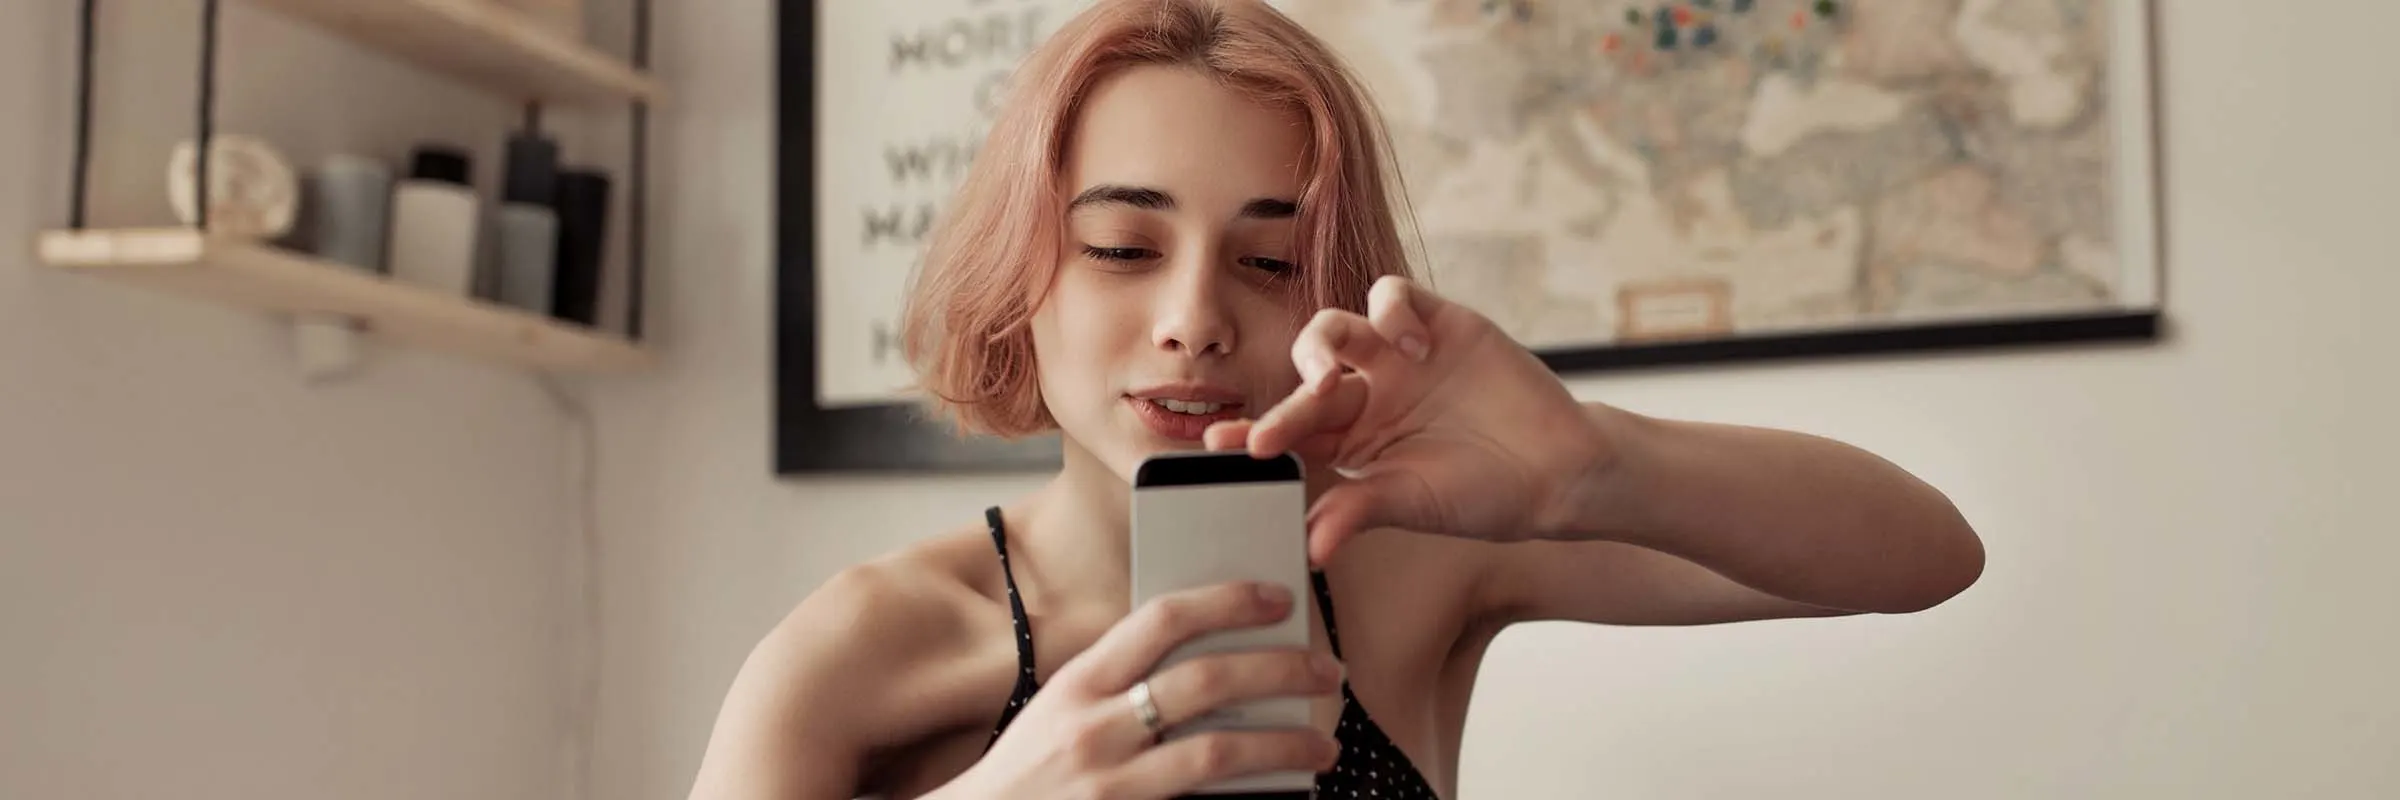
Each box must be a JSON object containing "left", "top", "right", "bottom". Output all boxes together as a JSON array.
[{"left": 900, "top": 0, "right": 1419, "bottom": 438}]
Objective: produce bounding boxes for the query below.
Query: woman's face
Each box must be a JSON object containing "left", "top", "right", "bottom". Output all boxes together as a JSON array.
[{"left": 1029, "top": 65, "right": 1314, "bottom": 481}]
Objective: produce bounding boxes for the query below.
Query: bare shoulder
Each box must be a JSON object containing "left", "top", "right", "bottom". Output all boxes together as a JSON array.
[
  {"left": 686, "top": 523, "right": 1012, "bottom": 800},
  {"left": 784, "top": 532, "right": 1001, "bottom": 667}
]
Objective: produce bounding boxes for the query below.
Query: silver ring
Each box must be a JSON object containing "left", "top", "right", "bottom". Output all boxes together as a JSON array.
[{"left": 1127, "top": 680, "right": 1164, "bottom": 735}]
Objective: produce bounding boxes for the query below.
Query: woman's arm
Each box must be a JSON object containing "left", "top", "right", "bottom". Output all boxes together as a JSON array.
[
  {"left": 686, "top": 566, "right": 957, "bottom": 800},
  {"left": 1206, "top": 275, "right": 1983, "bottom": 629},
  {"left": 1479, "top": 403, "right": 1986, "bottom": 627}
]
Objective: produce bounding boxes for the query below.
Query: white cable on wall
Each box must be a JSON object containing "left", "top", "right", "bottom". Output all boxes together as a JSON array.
[{"left": 536, "top": 375, "right": 602, "bottom": 800}]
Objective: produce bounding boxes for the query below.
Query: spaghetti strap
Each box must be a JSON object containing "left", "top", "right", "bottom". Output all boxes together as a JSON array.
[
  {"left": 986, "top": 507, "right": 1038, "bottom": 680},
  {"left": 986, "top": 507, "right": 1041, "bottom": 750}
]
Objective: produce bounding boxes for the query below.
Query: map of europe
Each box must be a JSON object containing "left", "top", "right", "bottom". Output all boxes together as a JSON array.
[{"left": 1276, "top": 0, "right": 2145, "bottom": 348}]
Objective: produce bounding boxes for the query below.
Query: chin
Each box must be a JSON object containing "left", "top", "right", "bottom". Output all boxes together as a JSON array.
[
  {"left": 1078, "top": 419, "right": 1214, "bottom": 484},
  {"left": 1112, "top": 430, "right": 1197, "bottom": 472},
  {"left": 1061, "top": 394, "right": 1255, "bottom": 480},
  {"left": 1072, "top": 441, "right": 1158, "bottom": 488},
  {"left": 1056, "top": 425, "right": 1168, "bottom": 486}
]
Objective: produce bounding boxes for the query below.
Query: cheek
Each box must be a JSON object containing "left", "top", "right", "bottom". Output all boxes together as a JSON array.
[
  {"left": 1041, "top": 277, "right": 1115, "bottom": 344},
  {"left": 1239, "top": 308, "right": 1308, "bottom": 395},
  {"left": 1027, "top": 305, "right": 1079, "bottom": 408},
  {"left": 1029, "top": 274, "right": 1138, "bottom": 397}
]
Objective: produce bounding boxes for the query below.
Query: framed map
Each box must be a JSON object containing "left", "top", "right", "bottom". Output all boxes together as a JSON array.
[
  {"left": 776, "top": 0, "right": 2163, "bottom": 474},
  {"left": 1278, "top": 0, "right": 2163, "bottom": 373}
]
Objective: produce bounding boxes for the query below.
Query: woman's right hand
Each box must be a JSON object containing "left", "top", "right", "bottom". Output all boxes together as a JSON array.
[{"left": 937, "top": 581, "right": 1343, "bottom": 800}]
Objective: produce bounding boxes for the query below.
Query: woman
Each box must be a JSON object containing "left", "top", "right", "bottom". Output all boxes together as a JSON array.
[{"left": 691, "top": 1, "right": 1985, "bottom": 798}]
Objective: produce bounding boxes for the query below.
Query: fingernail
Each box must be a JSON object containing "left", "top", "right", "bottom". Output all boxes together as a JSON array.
[
  {"left": 1312, "top": 654, "right": 1343, "bottom": 682},
  {"left": 1398, "top": 335, "right": 1428, "bottom": 362},
  {"left": 1256, "top": 582, "right": 1293, "bottom": 607}
]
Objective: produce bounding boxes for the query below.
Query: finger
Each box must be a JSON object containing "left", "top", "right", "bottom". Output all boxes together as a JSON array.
[
  {"left": 1201, "top": 419, "right": 1253, "bottom": 452},
  {"left": 1283, "top": 431, "right": 1349, "bottom": 471},
  {"left": 1291, "top": 309, "right": 1400, "bottom": 395},
  {"left": 1366, "top": 275, "right": 1438, "bottom": 362},
  {"left": 1143, "top": 650, "right": 1342, "bottom": 732},
  {"left": 1247, "top": 372, "right": 1368, "bottom": 459},
  {"left": 1305, "top": 468, "right": 1437, "bottom": 565},
  {"left": 1208, "top": 420, "right": 1339, "bottom": 462},
  {"left": 1107, "top": 729, "right": 1341, "bottom": 799},
  {"left": 1067, "top": 581, "right": 1296, "bottom": 692}
]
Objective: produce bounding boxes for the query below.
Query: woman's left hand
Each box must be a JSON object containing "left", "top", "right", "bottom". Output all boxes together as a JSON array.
[{"left": 1204, "top": 276, "right": 1627, "bottom": 564}]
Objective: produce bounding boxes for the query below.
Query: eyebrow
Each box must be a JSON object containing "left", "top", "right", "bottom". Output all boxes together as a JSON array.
[{"left": 1067, "top": 184, "right": 1298, "bottom": 219}]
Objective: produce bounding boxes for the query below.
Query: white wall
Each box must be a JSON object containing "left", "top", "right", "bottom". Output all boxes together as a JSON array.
[
  {"left": 599, "top": 1, "right": 2400, "bottom": 798},
  {"left": 0, "top": 1, "right": 596, "bottom": 798}
]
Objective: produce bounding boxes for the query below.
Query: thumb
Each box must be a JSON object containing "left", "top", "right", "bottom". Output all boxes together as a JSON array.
[{"left": 1304, "top": 468, "right": 1437, "bottom": 565}]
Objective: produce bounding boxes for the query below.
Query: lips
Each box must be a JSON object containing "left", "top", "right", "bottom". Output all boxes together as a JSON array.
[{"left": 1126, "top": 383, "right": 1246, "bottom": 443}]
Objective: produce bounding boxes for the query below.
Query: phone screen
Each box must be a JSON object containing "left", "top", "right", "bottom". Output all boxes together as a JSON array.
[{"left": 1130, "top": 451, "right": 1316, "bottom": 797}]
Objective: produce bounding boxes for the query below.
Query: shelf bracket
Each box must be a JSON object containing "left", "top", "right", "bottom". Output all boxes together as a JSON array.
[
  {"left": 69, "top": 0, "right": 96, "bottom": 229},
  {"left": 197, "top": 0, "right": 220, "bottom": 230},
  {"left": 627, "top": 0, "right": 650, "bottom": 341},
  {"left": 66, "top": 0, "right": 222, "bottom": 230}
]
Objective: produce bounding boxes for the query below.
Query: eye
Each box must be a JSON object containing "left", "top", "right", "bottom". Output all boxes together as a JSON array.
[
  {"left": 1239, "top": 256, "right": 1296, "bottom": 274},
  {"left": 1081, "top": 245, "right": 1155, "bottom": 262}
]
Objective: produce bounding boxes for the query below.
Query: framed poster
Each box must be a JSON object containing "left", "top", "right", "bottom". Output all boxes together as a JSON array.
[
  {"left": 775, "top": 0, "right": 1080, "bottom": 473},
  {"left": 776, "top": 0, "right": 2164, "bottom": 474}
]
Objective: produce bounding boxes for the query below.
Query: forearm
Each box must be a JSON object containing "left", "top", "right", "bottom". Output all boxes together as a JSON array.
[{"left": 1550, "top": 404, "right": 1986, "bottom": 614}]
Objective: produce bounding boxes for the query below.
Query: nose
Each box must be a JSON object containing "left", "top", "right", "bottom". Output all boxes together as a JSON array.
[{"left": 1150, "top": 252, "right": 1237, "bottom": 358}]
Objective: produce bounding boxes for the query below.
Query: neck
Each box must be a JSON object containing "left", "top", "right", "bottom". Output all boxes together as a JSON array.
[{"left": 1014, "top": 436, "right": 1133, "bottom": 608}]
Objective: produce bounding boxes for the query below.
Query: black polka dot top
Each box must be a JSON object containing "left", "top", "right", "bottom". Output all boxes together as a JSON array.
[{"left": 983, "top": 508, "right": 1440, "bottom": 799}]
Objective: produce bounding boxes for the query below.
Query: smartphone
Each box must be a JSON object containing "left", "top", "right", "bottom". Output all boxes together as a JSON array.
[{"left": 1131, "top": 450, "right": 1317, "bottom": 798}]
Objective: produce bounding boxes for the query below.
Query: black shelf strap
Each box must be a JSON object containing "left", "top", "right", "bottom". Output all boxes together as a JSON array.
[
  {"left": 196, "top": 0, "right": 220, "bottom": 230},
  {"left": 628, "top": 0, "right": 651, "bottom": 340},
  {"left": 68, "top": 0, "right": 218, "bottom": 231},
  {"left": 70, "top": 0, "right": 98, "bottom": 229}
]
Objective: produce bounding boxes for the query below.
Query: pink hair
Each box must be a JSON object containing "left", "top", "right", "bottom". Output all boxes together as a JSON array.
[{"left": 900, "top": 0, "right": 1419, "bottom": 438}]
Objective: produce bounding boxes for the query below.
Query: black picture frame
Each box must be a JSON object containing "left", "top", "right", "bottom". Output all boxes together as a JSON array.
[
  {"left": 772, "top": 2, "right": 2166, "bottom": 476},
  {"left": 774, "top": 0, "right": 1062, "bottom": 475}
]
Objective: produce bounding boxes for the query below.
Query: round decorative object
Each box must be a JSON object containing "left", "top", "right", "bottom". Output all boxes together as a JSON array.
[{"left": 168, "top": 134, "right": 299, "bottom": 240}]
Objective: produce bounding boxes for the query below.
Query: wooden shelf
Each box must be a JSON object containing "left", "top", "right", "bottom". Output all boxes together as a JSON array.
[
  {"left": 37, "top": 228, "right": 652, "bottom": 374},
  {"left": 237, "top": 0, "right": 660, "bottom": 106}
]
